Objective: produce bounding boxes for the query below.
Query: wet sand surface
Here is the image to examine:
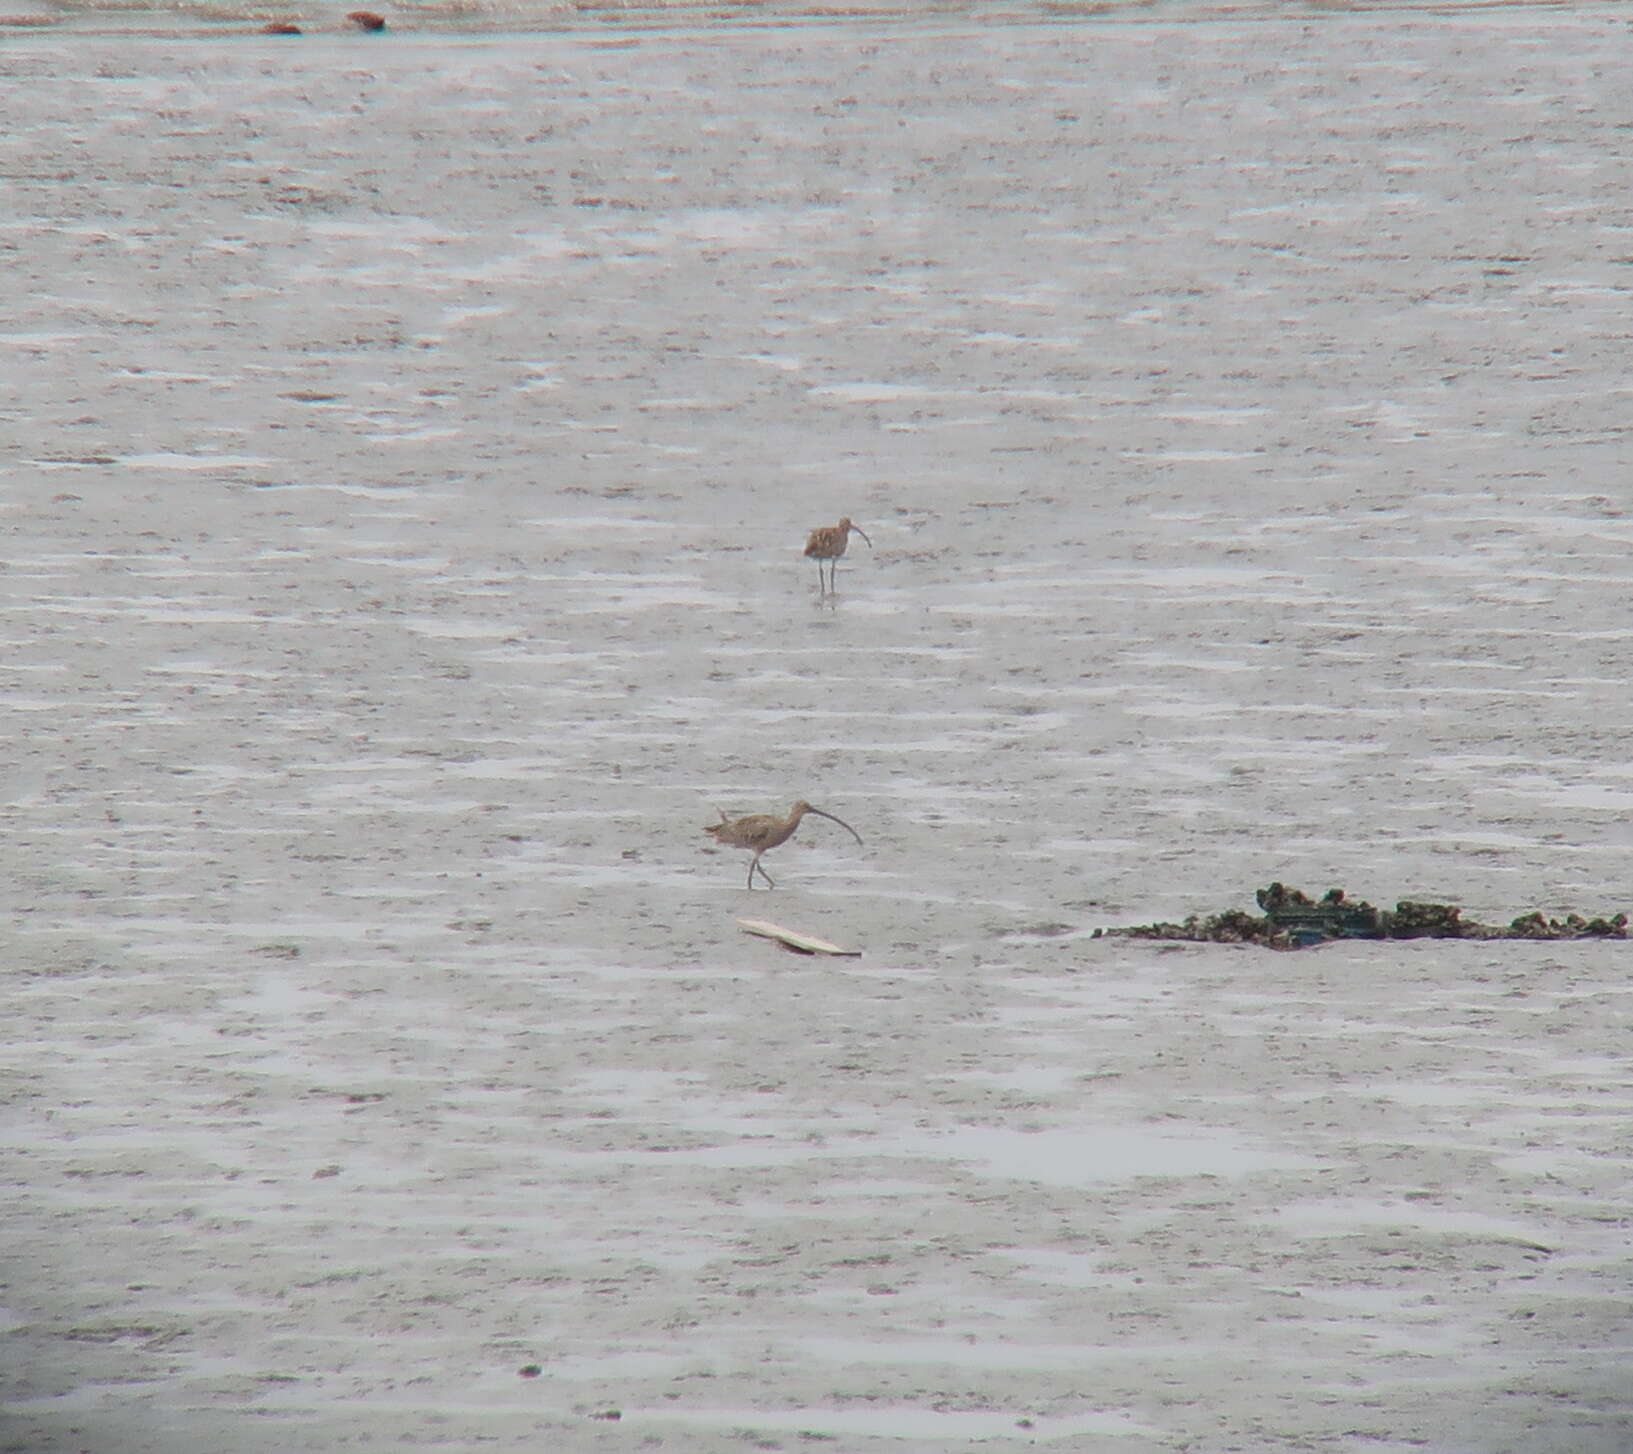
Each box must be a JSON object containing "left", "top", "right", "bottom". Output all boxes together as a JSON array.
[{"left": 5, "top": 12, "right": 1633, "bottom": 1452}]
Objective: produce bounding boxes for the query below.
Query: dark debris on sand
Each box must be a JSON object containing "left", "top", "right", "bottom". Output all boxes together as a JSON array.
[{"left": 1095, "top": 883, "right": 1629, "bottom": 951}]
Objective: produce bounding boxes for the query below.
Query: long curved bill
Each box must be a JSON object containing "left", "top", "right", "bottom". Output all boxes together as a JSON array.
[{"left": 808, "top": 807, "right": 864, "bottom": 845}]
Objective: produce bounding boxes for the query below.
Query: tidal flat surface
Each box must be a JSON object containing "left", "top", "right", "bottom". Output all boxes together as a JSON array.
[{"left": 4, "top": 12, "right": 1633, "bottom": 1452}]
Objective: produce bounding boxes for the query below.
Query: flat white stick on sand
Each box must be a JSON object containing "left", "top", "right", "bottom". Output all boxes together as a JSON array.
[{"left": 736, "top": 918, "right": 861, "bottom": 956}]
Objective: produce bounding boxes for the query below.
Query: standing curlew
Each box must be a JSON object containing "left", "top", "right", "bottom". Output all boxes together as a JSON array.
[
  {"left": 803, "top": 517, "right": 872, "bottom": 594},
  {"left": 703, "top": 800, "right": 864, "bottom": 889}
]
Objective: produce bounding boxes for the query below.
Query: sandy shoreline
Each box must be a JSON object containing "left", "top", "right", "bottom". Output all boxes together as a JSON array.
[{"left": 6, "top": 12, "right": 1633, "bottom": 1452}]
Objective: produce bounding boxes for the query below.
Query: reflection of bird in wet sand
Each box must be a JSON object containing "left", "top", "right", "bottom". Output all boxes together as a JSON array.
[
  {"left": 804, "top": 517, "right": 871, "bottom": 593},
  {"left": 704, "top": 801, "right": 864, "bottom": 889}
]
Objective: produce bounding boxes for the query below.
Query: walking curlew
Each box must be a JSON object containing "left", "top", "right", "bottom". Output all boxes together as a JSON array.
[
  {"left": 803, "top": 517, "right": 872, "bottom": 593},
  {"left": 703, "top": 800, "right": 864, "bottom": 889}
]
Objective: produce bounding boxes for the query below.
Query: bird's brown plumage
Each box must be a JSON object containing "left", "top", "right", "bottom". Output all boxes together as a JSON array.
[
  {"left": 703, "top": 800, "right": 864, "bottom": 888},
  {"left": 803, "top": 517, "right": 872, "bottom": 592}
]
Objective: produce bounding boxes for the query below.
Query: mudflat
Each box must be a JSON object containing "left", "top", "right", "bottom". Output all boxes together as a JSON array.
[{"left": 4, "top": 14, "right": 1632, "bottom": 1452}]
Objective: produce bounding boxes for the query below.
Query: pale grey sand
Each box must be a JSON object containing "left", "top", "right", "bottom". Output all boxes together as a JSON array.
[{"left": 4, "top": 13, "right": 1633, "bottom": 1453}]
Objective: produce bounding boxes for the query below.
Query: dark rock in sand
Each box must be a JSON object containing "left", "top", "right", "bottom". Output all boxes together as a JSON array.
[{"left": 1097, "top": 884, "right": 1628, "bottom": 951}]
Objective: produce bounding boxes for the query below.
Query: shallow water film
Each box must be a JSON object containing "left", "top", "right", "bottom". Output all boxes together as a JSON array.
[{"left": 5, "top": 11, "right": 1633, "bottom": 1454}]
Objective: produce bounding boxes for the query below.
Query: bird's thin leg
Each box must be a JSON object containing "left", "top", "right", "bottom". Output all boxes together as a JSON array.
[{"left": 750, "top": 853, "right": 776, "bottom": 889}]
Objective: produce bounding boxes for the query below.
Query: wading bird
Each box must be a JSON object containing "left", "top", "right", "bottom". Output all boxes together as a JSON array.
[
  {"left": 704, "top": 800, "right": 864, "bottom": 889},
  {"left": 804, "top": 517, "right": 872, "bottom": 593}
]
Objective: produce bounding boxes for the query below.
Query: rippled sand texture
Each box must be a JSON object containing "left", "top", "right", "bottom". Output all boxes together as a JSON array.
[{"left": 6, "top": 14, "right": 1633, "bottom": 1454}]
